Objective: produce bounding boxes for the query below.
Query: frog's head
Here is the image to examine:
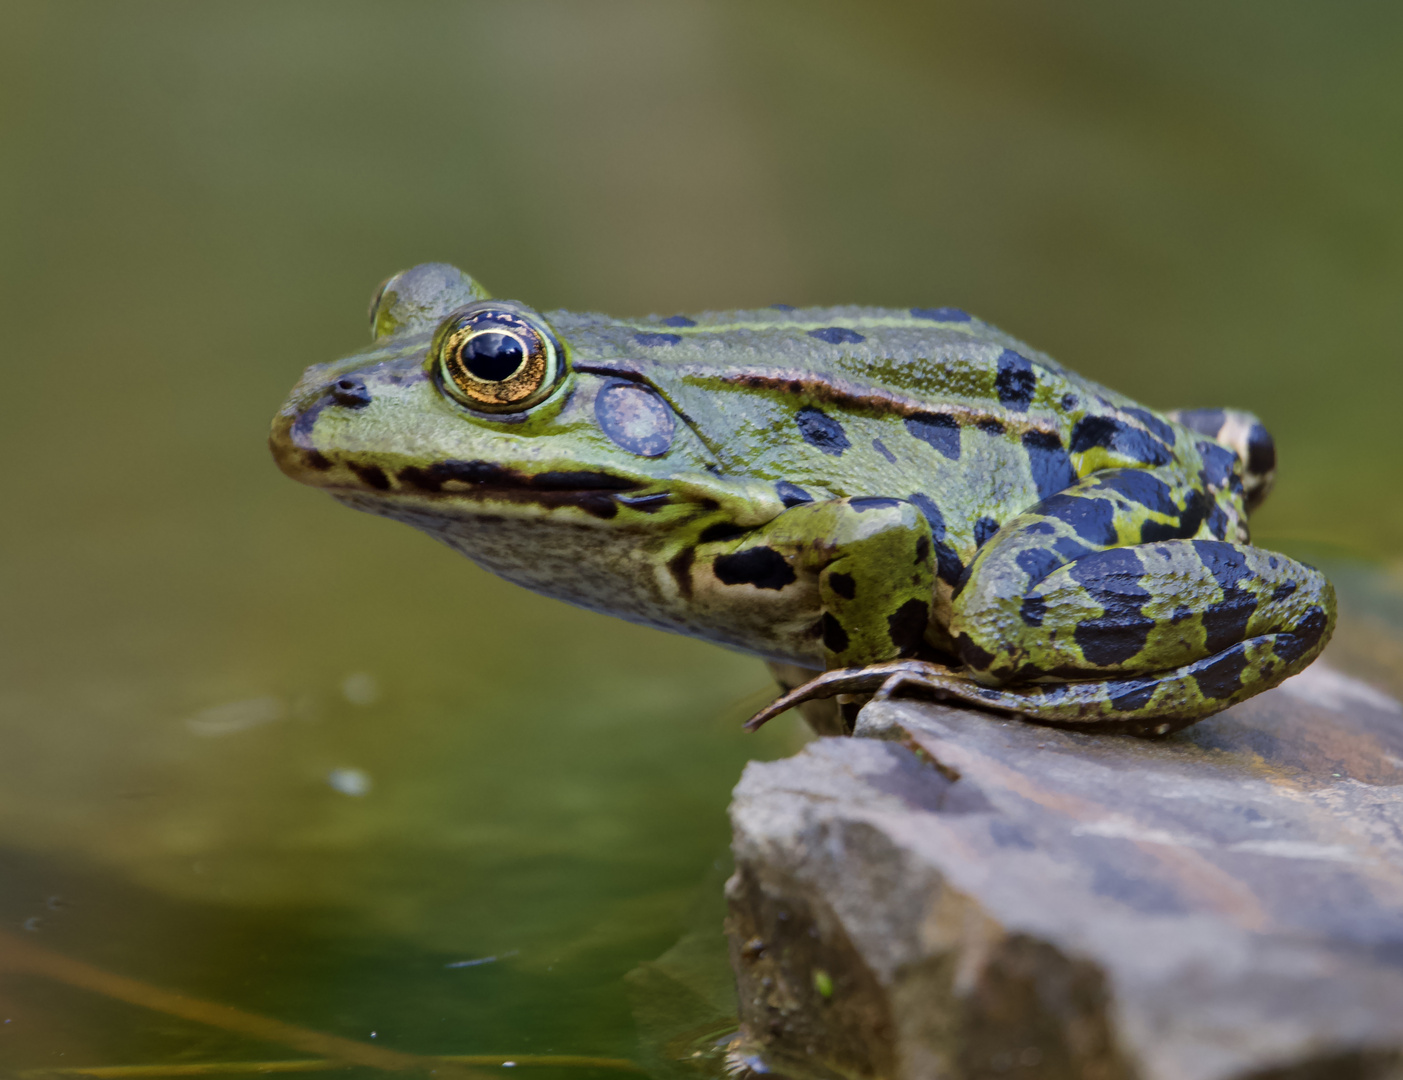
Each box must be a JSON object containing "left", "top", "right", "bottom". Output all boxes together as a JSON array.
[{"left": 270, "top": 263, "right": 778, "bottom": 543}]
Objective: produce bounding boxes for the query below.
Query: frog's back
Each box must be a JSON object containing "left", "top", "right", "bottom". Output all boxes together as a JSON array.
[{"left": 556, "top": 303, "right": 1217, "bottom": 594}]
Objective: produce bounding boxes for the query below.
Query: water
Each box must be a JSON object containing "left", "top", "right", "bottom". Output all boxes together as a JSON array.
[{"left": 1, "top": 1, "right": 1400, "bottom": 1073}]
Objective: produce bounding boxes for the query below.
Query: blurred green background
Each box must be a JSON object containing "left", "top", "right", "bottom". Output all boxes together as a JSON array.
[{"left": 1, "top": 0, "right": 1400, "bottom": 1072}]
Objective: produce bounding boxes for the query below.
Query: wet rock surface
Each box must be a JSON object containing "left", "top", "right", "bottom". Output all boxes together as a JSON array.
[{"left": 725, "top": 663, "right": 1403, "bottom": 1080}]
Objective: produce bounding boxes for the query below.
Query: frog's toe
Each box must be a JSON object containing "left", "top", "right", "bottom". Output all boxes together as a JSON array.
[{"left": 744, "top": 660, "right": 939, "bottom": 731}]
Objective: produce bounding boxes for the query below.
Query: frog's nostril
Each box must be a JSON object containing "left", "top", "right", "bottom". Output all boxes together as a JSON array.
[{"left": 331, "top": 377, "right": 372, "bottom": 409}]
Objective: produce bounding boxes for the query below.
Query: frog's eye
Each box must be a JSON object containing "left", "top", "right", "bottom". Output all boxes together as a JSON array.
[{"left": 432, "top": 303, "right": 566, "bottom": 413}]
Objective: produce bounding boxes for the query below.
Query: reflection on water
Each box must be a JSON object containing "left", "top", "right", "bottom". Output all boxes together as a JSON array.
[{"left": 2, "top": 0, "right": 1400, "bottom": 1074}]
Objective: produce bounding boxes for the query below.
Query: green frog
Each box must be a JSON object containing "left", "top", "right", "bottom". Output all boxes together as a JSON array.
[{"left": 270, "top": 263, "right": 1334, "bottom": 736}]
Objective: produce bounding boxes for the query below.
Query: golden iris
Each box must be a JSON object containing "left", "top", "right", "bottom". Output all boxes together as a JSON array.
[{"left": 433, "top": 303, "right": 564, "bottom": 412}]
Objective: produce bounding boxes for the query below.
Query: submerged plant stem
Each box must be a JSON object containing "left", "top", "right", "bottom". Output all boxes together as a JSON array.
[{"left": 0, "top": 931, "right": 641, "bottom": 1077}]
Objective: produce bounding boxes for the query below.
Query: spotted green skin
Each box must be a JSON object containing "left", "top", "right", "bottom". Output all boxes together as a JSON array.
[{"left": 270, "top": 264, "right": 1334, "bottom": 735}]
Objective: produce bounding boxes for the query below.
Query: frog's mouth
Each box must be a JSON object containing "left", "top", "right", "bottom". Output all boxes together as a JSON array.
[{"left": 272, "top": 411, "right": 663, "bottom": 521}]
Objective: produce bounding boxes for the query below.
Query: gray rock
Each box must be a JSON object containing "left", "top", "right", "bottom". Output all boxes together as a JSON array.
[{"left": 726, "top": 664, "right": 1403, "bottom": 1080}]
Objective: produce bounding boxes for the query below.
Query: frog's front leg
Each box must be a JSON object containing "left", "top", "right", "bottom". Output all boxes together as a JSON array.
[{"left": 694, "top": 497, "right": 935, "bottom": 670}]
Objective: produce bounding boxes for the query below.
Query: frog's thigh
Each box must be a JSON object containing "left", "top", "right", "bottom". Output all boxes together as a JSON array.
[
  {"left": 955, "top": 535, "right": 1334, "bottom": 684},
  {"left": 701, "top": 497, "right": 934, "bottom": 668},
  {"left": 949, "top": 466, "right": 1207, "bottom": 680}
]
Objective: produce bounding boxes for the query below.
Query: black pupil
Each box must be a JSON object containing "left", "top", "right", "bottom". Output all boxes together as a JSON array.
[{"left": 461, "top": 331, "right": 525, "bottom": 381}]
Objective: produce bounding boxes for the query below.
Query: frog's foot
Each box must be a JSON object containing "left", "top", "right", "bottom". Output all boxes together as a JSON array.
[
  {"left": 744, "top": 660, "right": 957, "bottom": 731},
  {"left": 745, "top": 616, "right": 1335, "bottom": 737}
]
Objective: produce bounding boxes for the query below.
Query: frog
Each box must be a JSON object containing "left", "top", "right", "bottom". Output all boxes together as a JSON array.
[{"left": 269, "top": 262, "right": 1334, "bottom": 737}]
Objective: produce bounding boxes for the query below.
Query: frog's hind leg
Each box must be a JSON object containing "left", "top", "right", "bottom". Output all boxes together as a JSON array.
[
  {"left": 745, "top": 612, "right": 1327, "bottom": 736},
  {"left": 747, "top": 538, "right": 1334, "bottom": 735},
  {"left": 945, "top": 467, "right": 1335, "bottom": 728}
]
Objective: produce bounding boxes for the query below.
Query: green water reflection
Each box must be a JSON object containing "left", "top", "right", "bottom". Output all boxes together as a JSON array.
[{"left": 1, "top": 0, "right": 1400, "bottom": 1072}]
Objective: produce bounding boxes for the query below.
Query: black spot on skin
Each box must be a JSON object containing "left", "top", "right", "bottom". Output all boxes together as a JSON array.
[
  {"left": 1197, "top": 441, "right": 1239, "bottom": 488},
  {"left": 911, "top": 307, "right": 971, "bottom": 322},
  {"left": 699, "top": 522, "right": 749, "bottom": 544},
  {"left": 977, "top": 419, "right": 1006, "bottom": 435},
  {"left": 668, "top": 546, "right": 696, "bottom": 599},
  {"left": 1192, "top": 644, "right": 1251, "bottom": 700},
  {"left": 1016, "top": 547, "right": 1063, "bottom": 586},
  {"left": 1268, "top": 556, "right": 1279, "bottom": 570},
  {"left": 828, "top": 572, "right": 857, "bottom": 600},
  {"left": 1272, "top": 582, "right": 1298, "bottom": 603},
  {"left": 1069, "top": 416, "right": 1117, "bottom": 452},
  {"left": 1122, "top": 407, "right": 1177, "bottom": 446},
  {"left": 1096, "top": 469, "right": 1177, "bottom": 517},
  {"left": 1110, "top": 678, "right": 1158, "bottom": 712},
  {"left": 1175, "top": 408, "right": 1227, "bottom": 439},
  {"left": 1141, "top": 488, "right": 1208, "bottom": 544},
  {"left": 909, "top": 492, "right": 944, "bottom": 535},
  {"left": 994, "top": 351, "right": 1037, "bottom": 410},
  {"left": 1069, "top": 548, "right": 1155, "bottom": 666},
  {"left": 304, "top": 449, "right": 333, "bottom": 470},
  {"left": 775, "top": 481, "right": 814, "bottom": 507},
  {"left": 714, "top": 547, "right": 797, "bottom": 590},
  {"left": 973, "top": 516, "right": 1001, "bottom": 548},
  {"left": 1037, "top": 493, "right": 1117, "bottom": 547},
  {"left": 1274, "top": 606, "right": 1329, "bottom": 664},
  {"left": 1011, "top": 660, "right": 1047, "bottom": 684},
  {"left": 1022, "top": 430, "right": 1078, "bottom": 500},
  {"left": 822, "top": 613, "right": 851, "bottom": 654},
  {"left": 617, "top": 492, "right": 671, "bottom": 513},
  {"left": 1053, "top": 537, "right": 1091, "bottom": 561},
  {"left": 1205, "top": 503, "right": 1230, "bottom": 540},
  {"left": 1201, "top": 592, "right": 1259, "bottom": 654},
  {"left": 331, "top": 377, "right": 372, "bottom": 409},
  {"left": 351, "top": 463, "right": 390, "bottom": 490},
  {"left": 634, "top": 332, "right": 681, "bottom": 346},
  {"left": 1172, "top": 605, "right": 1193, "bottom": 623},
  {"left": 1070, "top": 416, "right": 1171, "bottom": 467},
  {"left": 398, "top": 460, "right": 642, "bottom": 497},
  {"left": 1193, "top": 541, "right": 1253, "bottom": 592},
  {"left": 577, "top": 495, "right": 619, "bottom": 519},
  {"left": 425, "top": 460, "right": 512, "bottom": 487},
  {"left": 872, "top": 438, "right": 897, "bottom": 464},
  {"left": 1191, "top": 542, "right": 1259, "bottom": 653},
  {"left": 1061, "top": 393, "right": 1079, "bottom": 412},
  {"left": 905, "top": 412, "right": 961, "bottom": 460},
  {"left": 909, "top": 493, "right": 964, "bottom": 585},
  {"left": 535, "top": 470, "right": 638, "bottom": 491},
  {"left": 954, "top": 633, "right": 997, "bottom": 671},
  {"left": 915, "top": 536, "right": 930, "bottom": 564},
  {"left": 935, "top": 545, "right": 966, "bottom": 587},
  {"left": 808, "top": 327, "right": 865, "bottom": 345},
  {"left": 1026, "top": 521, "right": 1056, "bottom": 536},
  {"left": 887, "top": 599, "right": 929, "bottom": 656},
  {"left": 661, "top": 315, "right": 696, "bottom": 327},
  {"left": 1140, "top": 519, "right": 1182, "bottom": 544},
  {"left": 851, "top": 497, "right": 903, "bottom": 512},
  {"left": 398, "top": 465, "right": 442, "bottom": 491},
  {"left": 1020, "top": 596, "right": 1047, "bottom": 627},
  {"left": 796, "top": 407, "right": 850, "bottom": 455},
  {"left": 1246, "top": 423, "right": 1276, "bottom": 476}
]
